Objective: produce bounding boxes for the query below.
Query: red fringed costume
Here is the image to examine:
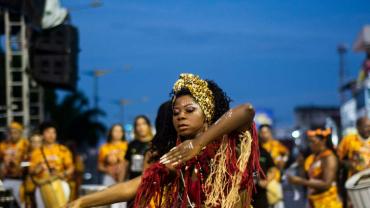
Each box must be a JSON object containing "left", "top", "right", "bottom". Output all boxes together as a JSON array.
[{"left": 134, "top": 123, "right": 262, "bottom": 208}]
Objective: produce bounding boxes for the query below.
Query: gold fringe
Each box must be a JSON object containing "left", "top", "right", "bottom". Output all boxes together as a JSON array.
[{"left": 205, "top": 131, "right": 252, "bottom": 208}]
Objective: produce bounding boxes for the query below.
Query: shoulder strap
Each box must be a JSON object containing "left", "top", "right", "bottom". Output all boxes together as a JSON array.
[{"left": 41, "top": 146, "right": 52, "bottom": 173}]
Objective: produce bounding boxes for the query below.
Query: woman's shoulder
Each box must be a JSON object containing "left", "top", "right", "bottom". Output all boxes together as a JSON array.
[
  {"left": 117, "top": 141, "right": 128, "bottom": 148},
  {"left": 53, "top": 144, "right": 71, "bottom": 154}
]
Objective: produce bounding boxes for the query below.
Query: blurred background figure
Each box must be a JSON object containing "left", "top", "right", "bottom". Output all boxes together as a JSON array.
[
  {"left": 122, "top": 115, "right": 153, "bottom": 208},
  {"left": 98, "top": 123, "right": 128, "bottom": 208},
  {"left": 29, "top": 122, "right": 74, "bottom": 208},
  {"left": 20, "top": 133, "right": 43, "bottom": 208},
  {"left": 259, "top": 124, "right": 289, "bottom": 208},
  {"left": 98, "top": 124, "right": 127, "bottom": 184},
  {"left": 337, "top": 116, "right": 370, "bottom": 207},
  {"left": 122, "top": 115, "right": 153, "bottom": 181},
  {"left": 252, "top": 143, "right": 276, "bottom": 208},
  {"left": 337, "top": 117, "right": 370, "bottom": 177},
  {"left": 65, "top": 140, "right": 85, "bottom": 201},
  {"left": 0, "top": 121, "right": 29, "bottom": 206},
  {"left": 288, "top": 128, "right": 342, "bottom": 208}
]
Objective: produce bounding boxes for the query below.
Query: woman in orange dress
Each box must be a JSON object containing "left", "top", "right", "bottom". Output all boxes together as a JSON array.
[
  {"left": 288, "top": 128, "right": 342, "bottom": 208},
  {"left": 98, "top": 124, "right": 128, "bottom": 184}
]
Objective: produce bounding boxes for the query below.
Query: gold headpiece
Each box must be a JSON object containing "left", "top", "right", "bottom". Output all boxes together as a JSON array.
[
  {"left": 307, "top": 128, "right": 331, "bottom": 137},
  {"left": 9, "top": 121, "right": 23, "bottom": 131},
  {"left": 173, "top": 73, "right": 215, "bottom": 124}
]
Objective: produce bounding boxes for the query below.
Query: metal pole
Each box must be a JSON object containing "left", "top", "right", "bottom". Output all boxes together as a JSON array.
[
  {"left": 20, "top": 15, "right": 30, "bottom": 133},
  {"left": 94, "top": 74, "right": 98, "bottom": 109},
  {"left": 337, "top": 44, "right": 347, "bottom": 103},
  {"left": 4, "top": 11, "right": 12, "bottom": 125}
]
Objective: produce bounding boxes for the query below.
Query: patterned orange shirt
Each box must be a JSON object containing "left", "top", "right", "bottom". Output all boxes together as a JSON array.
[
  {"left": 30, "top": 144, "right": 74, "bottom": 181},
  {"left": 337, "top": 133, "right": 370, "bottom": 176},
  {"left": 98, "top": 141, "right": 128, "bottom": 167},
  {"left": 262, "top": 139, "right": 289, "bottom": 166},
  {"left": 262, "top": 139, "right": 289, "bottom": 181},
  {"left": 0, "top": 138, "right": 29, "bottom": 178}
]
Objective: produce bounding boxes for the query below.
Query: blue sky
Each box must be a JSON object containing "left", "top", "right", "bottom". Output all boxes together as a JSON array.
[{"left": 61, "top": 0, "right": 370, "bottom": 128}]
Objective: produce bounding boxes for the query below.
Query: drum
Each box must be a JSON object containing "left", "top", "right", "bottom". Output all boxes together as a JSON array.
[
  {"left": 0, "top": 189, "right": 19, "bottom": 208},
  {"left": 80, "top": 185, "right": 110, "bottom": 208},
  {"left": 345, "top": 168, "right": 370, "bottom": 208},
  {"left": 39, "top": 179, "right": 70, "bottom": 208}
]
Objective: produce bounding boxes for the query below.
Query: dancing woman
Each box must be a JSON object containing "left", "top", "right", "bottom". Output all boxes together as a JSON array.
[
  {"left": 288, "top": 128, "right": 342, "bottom": 208},
  {"left": 68, "top": 73, "right": 261, "bottom": 208}
]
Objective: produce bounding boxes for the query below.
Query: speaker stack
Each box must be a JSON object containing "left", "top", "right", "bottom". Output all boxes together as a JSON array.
[{"left": 30, "top": 24, "right": 79, "bottom": 90}]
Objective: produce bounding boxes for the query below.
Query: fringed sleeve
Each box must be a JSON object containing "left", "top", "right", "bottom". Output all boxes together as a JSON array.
[
  {"left": 134, "top": 163, "right": 180, "bottom": 208},
  {"left": 205, "top": 123, "right": 262, "bottom": 208}
]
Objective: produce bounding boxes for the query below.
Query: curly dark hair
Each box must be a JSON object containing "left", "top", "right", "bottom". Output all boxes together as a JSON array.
[
  {"left": 39, "top": 121, "right": 58, "bottom": 134},
  {"left": 150, "top": 80, "right": 231, "bottom": 159}
]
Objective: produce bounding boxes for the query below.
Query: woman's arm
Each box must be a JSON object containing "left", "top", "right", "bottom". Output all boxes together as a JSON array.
[
  {"left": 288, "top": 155, "right": 337, "bottom": 191},
  {"left": 68, "top": 176, "right": 141, "bottom": 208},
  {"left": 120, "top": 160, "right": 129, "bottom": 181},
  {"left": 97, "top": 162, "right": 107, "bottom": 173},
  {"left": 62, "top": 165, "right": 75, "bottom": 179},
  {"left": 160, "top": 103, "right": 255, "bottom": 166}
]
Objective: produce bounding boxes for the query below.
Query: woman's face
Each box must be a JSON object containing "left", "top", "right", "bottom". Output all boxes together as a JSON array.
[
  {"left": 9, "top": 128, "right": 22, "bottom": 142},
  {"left": 43, "top": 127, "right": 57, "bottom": 144},
  {"left": 30, "top": 135, "right": 42, "bottom": 150},
  {"left": 135, "top": 118, "right": 151, "bottom": 139},
  {"left": 111, "top": 125, "right": 124, "bottom": 141},
  {"left": 259, "top": 126, "right": 273, "bottom": 143},
  {"left": 308, "top": 135, "right": 324, "bottom": 153},
  {"left": 172, "top": 95, "right": 207, "bottom": 139}
]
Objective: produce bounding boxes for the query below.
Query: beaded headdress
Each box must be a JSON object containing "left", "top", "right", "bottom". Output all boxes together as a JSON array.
[{"left": 173, "top": 73, "right": 215, "bottom": 124}]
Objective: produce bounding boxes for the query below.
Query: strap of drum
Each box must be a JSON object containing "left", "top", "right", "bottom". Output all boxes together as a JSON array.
[{"left": 41, "top": 147, "right": 53, "bottom": 174}]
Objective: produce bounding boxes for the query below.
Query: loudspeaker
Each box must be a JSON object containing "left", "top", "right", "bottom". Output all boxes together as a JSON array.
[
  {"left": 31, "top": 24, "right": 79, "bottom": 53},
  {"left": 31, "top": 53, "right": 78, "bottom": 90},
  {"left": 30, "top": 24, "right": 79, "bottom": 91}
]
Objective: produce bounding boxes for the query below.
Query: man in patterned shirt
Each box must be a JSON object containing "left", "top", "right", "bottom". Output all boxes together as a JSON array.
[
  {"left": 337, "top": 116, "right": 370, "bottom": 177},
  {"left": 0, "top": 121, "right": 29, "bottom": 205}
]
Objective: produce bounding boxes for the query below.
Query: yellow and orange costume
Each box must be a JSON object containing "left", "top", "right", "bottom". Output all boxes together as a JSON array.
[
  {"left": 337, "top": 133, "right": 370, "bottom": 177},
  {"left": 30, "top": 143, "right": 74, "bottom": 182},
  {"left": 29, "top": 143, "right": 74, "bottom": 208},
  {"left": 0, "top": 122, "right": 30, "bottom": 206},
  {"left": 98, "top": 141, "right": 128, "bottom": 182},
  {"left": 69, "top": 154, "right": 85, "bottom": 200},
  {"left": 19, "top": 167, "right": 37, "bottom": 207},
  {"left": 304, "top": 150, "right": 342, "bottom": 208},
  {"left": 0, "top": 138, "right": 29, "bottom": 178},
  {"left": 262, "top": 139, "right": 289, "bottom": 180}
]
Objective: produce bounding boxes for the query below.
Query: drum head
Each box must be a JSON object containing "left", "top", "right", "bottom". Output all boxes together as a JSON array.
[{"left": 345, "top": 168, "right": 370, "bottom": 190}]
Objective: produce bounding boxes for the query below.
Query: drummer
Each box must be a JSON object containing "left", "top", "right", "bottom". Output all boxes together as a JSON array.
[
  {"left": 19, "top": 133, "right": 43, "bottom": 208},
  {"left": 337, "top": 116, "right": 370, "bottom": 177},
  {"left": 29, "top": 122, "right": 75, "bottom": 207},
  {"left": 288, "top": 128, "right": 342, "bottom": 208},
  {"left": 0, "top": 121, "right": 29, "bottom": 206}
]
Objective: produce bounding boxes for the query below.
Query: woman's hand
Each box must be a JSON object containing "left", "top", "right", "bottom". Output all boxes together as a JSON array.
[
  {"left": 258, "top": 179, "right": 269, "bottom": 188},
  {"left": 159, "top": 139, "right": 202, "bottom": 166},
  {"left": 287, "top": 175, "right": 304, "bottom": 185},
  {"left": 64, "top": 198, "right": 82, "bottom": 208}
]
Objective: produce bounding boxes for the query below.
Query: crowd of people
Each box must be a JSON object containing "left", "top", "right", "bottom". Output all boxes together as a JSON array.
[
  {"left": 0, "top": 115, "right": 154, "bottom": 208},
  {"left": 0, "top": 73, "right": 370, "bottom": 208}
]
